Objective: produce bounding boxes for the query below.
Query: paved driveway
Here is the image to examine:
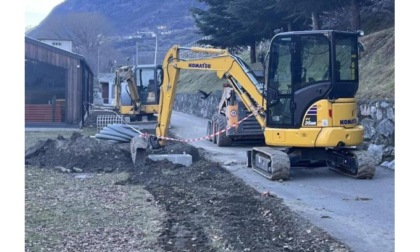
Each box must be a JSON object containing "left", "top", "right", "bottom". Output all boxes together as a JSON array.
[{"left": 167, "top": 111, "right": 395, "bottom": 252}]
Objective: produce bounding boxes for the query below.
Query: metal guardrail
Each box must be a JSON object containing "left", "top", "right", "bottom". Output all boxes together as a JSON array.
[{"left": 96, "top": 115, "right": 124, "bottom": 132}]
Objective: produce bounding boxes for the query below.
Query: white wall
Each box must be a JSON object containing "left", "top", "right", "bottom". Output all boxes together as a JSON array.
[{"left": 40, "top": 39, "right": 73, "bottom": 52}]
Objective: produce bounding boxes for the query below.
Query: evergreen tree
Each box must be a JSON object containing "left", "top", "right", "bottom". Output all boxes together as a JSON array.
[
  {"left": 350, "top": 0, "right": 361, "bottom": 30},
  {"left": 191, "top": 0, "right": 358, "bottom": 62},
  {"left": 191, "top": 0, "right": 302, "bottom": 63},
  {"left": 275, "top": 0, "right": 347, "bottom": 30},
  {"left": 191, "top": 0, "right": 239, "bottom": 48},
  {"left": 226, "top": 0, "right": 286, "bottom": 63}
]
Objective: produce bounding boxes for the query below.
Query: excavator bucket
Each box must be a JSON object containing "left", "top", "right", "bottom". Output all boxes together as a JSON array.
[{"left": 130, "top": 135, "right": 149, "bottom": 167}]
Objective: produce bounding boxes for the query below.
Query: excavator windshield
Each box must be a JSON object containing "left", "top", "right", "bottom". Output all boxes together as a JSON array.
[
  {"left": 268, "top": 34, "right": 331, "bottom": 93},
  {"left": 133, "top": 64, "right": 163, "bottom": 104}
]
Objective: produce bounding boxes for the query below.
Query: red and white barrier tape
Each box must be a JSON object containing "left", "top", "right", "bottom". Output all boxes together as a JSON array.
[
  {"left": 88, "top": 101, "right": 263, "bottom": 144},
  {"left": 140, "top": 112, "right": 257, "bottom": 143}
]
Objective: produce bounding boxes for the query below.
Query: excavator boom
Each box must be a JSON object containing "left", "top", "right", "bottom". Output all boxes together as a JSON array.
[
  {"left": 114, "top": 66, "right": 140, "bottom": 110},
  {"left": 154, "top": 45, "right": 266, "bottom": 147}
]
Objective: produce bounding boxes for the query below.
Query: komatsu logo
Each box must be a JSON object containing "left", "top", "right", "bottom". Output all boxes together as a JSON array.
[
  {"left": 340, "top": 118, "right": 357, "bottom": 125},
  {"left": 188, "top": 63, "right": 211, "bottom": 69}
]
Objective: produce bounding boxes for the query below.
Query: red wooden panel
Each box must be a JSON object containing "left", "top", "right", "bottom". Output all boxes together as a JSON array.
[{"left": 25, "top": 104, "right": 63, "bottom": 123}]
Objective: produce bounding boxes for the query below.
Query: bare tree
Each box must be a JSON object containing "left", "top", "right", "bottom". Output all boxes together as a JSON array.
[{"left": 41, "top": 12, "right": 118, "bottom": 75}]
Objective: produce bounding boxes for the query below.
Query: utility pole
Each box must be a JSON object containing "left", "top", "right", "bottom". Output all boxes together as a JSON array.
[
  {"left": 135, "top": 32, "right": 158, "bottom": 65},
  {"left": 154, "top": 33, "right": 158, "bottom": 65},
  {"left": 136, "top": 42, "right": 139, "bottom": 65},
  {"left": 97, "top": 33, "right": 104, "bottom": 76},
  {"left": 97, "top": 46, "right": 100, "bottom": 76}
]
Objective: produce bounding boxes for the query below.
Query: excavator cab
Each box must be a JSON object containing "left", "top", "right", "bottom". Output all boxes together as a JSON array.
[
  {"left": 134, "top": 64, "right": 163, "bottom": 106},
  {"left": 266, "top": 30, "right": 360, "bottom": 129},
  {"left": 248, "top": 30, "right": 375, "bottom": 180}
]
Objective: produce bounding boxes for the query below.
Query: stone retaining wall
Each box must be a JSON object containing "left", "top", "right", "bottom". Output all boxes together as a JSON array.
[
  {"left": 173, "top": 93, "right": 221, "bottom": 119},
  {"left": 173, "top": 94, "right": 395, "bottom": 168},
  {"left": 358, "top": 100, "right": 395, "bottom": 169}
]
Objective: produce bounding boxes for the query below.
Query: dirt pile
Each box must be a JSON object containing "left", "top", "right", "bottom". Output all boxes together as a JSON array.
[
  {"left": 25, "top": 132, "right": 132, "bottom": 173},
  {"left": 25, "top": 131, "right": 200, "bottom": 172},
  {"left": 25, "top": 132, "right": 350, "bottom": 251}
]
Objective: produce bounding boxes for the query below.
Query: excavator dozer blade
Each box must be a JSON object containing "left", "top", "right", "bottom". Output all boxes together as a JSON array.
[{"left": 130, "top": 135, "right": 149, "bottom": 167}]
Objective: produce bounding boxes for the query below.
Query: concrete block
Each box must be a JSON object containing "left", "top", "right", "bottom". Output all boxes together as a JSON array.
[{"left": 148, "top": 154, "right": 192, "bottom": 166}]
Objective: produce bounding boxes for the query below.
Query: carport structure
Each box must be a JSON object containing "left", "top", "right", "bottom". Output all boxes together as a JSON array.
[{"left": 25, "top": 36, "right": 94, "bottom": 126}]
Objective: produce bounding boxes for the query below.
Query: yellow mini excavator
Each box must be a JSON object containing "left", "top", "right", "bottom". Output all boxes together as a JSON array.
[
  {"left": 112, "top": 64, "right": 163, "bottom": 122},
  {"left": 131, "top": 30, "right": 376, "bottom": 180}
]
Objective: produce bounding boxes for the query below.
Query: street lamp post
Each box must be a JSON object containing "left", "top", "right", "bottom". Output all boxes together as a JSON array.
[
  {"left": 97, "top": 46, "right": 100, "bottom": 76},
  {"left": 154, "top": 33, "right": 157, "bottom": 65},
  {"left": 97, "top": 33, "right": 104, "bottom": 76},
  {"left": 136, "top": 41, "right": 138, "bottom": 65},
  {"left": 136, "top": 32, "right": 158, "bottom": 65}
]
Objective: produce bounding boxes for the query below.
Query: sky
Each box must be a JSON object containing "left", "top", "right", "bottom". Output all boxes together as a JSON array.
[{"left": 25, "top": 0, "right": 65, "bottom": 28}]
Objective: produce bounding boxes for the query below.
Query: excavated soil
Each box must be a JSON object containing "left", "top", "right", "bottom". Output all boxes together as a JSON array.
[{"left": 25, "top": 132, "right": 351, "bottom": 251}]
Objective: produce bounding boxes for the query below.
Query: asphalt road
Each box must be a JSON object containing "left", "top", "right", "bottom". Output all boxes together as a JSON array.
[{"left": 166, "top": 111, "right": 395, "bottom": 252}]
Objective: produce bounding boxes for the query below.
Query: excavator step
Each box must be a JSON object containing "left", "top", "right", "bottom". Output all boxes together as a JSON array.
[{"left": 250, "top": 147, "right": 290, "bottom": 180}]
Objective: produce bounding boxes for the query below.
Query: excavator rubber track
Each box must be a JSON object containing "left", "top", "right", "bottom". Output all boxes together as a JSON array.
[
  {"left": 250, "top": 147, "right": 291, "bottom": 180},
  {"left": 327, "top": 149, "right": 376, "bottom": 179}
]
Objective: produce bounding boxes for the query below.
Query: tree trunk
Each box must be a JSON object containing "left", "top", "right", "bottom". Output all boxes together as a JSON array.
[
  {"left": 287, "top": 22, "right": 292, "bottom": 31},
  {"left": 311, "top": 11, "right": 321, "bottom": 30},
  {"left": 250, "top": 41, "right": 256, "bottom": 64},
  {"left": 350, "top": 0, "right": 361, "bottom": 31}
]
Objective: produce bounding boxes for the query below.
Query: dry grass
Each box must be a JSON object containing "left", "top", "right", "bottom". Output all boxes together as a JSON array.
[
  {"left": 25, "top": 128, "right": 97, "bottom": 150},
  {"left": 25, "top": 129, "right": 166, "bottom": 252},
  {"left": 357, "top": 27, "right": 395, "bottom": 101},
  {"left": 178, "top": 70, "right": 225, "bottom": 94}
]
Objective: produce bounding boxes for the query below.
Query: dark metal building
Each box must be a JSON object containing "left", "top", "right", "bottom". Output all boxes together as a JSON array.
[{"left": 25, "top": 36, "right": 94, "bottom": 126}]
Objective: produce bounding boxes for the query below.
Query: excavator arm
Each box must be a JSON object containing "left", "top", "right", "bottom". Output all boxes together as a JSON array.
[
  {"left": 132, "top": 45, "right": 269, "bottom": 165},
  {"left": 114, "top": 66, "right": 141, "bottom": 111},
  {"left": 152, "top": 45, "right": 267, "bottom": 147}
]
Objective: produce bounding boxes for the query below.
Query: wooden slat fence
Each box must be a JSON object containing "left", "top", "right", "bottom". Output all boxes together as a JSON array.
[{"left": 25, "top": 103, "right": 64, "bottom": 123}]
